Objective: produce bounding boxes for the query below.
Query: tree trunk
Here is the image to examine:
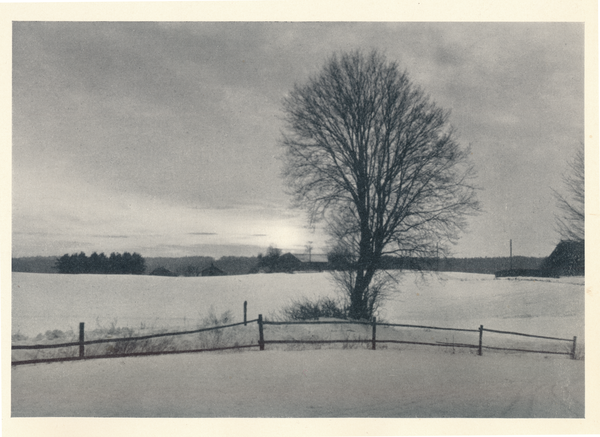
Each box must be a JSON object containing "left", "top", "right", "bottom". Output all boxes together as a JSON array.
[
  {"left": 349, "top": 262, "right": 378, "bottom": 320},
  {"left": 349, "top": 285, "right": 368, "bottom": 320}
]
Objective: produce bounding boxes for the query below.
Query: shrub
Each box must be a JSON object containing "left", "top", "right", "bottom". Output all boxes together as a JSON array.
[
  {"left": 12, "top": 331, "right": 28, "bottom": 342},
  {"left": 281, "top": 297, "right": 348, "bottom": 321},
  {"left": 36, "top": 329, "right": 66, "bottom": 341},
  {"left": 198, "top": 309, "right": 235, "bottom": 349},
  {"left": 105, "top": 336, "right": 175, "bottom": 355}
]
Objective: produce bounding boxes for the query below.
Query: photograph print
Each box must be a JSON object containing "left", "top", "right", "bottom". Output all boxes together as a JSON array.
[{"left": 11, "top": 21, "right": 584, "bottom": 418}]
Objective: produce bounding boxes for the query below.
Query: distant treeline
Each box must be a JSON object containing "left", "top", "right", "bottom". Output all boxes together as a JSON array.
[
  {"left": 12, "top": 256, "right": 57, "bottom": 274},
  {"left": 14, "top": 253, "right": 544, "bottom": 276},
  {"left": 378, "top": 255, "right": 545, "bottom": 275},
  {"left": 12, "top": 254, "right": 260, "bottom": 276},
  {"left": 55, "top": 252, "right": 146, "bottom": 275}
]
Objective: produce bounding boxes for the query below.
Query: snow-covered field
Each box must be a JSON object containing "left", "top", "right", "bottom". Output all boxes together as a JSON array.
[
  {"left": 12, "top": 271, "right": 584, "bottom": 341},
  {"left": 12, "top": 349, "right": 583, "bottom": 418},
  {"left": 11, "top": 271, "right": 585, "bottom": 418}
]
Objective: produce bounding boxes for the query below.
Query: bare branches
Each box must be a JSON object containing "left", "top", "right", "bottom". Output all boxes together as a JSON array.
[
  {"left": 280, "top": 50, "right": 479, "bottom": 319},
  {"left": 554, "top": 144, "right": 584, "bottom": 242}
]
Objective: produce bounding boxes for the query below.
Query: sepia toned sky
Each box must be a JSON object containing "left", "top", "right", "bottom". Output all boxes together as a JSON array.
[{"left": 12, "top": 22, "right": 583, "bottom": 258}]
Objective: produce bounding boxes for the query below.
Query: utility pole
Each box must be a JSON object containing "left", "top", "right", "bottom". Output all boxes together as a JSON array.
[{"left": 510, "top": 239, "right": 513, "bottom": 270}]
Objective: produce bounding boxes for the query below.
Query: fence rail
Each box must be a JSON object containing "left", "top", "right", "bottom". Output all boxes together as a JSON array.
[
  {"left": 11, "top": 313, "right": 578, "bottom": 366},
  {"left": 263, "top": 320, "right": 371, "bottom": 326},
  {"left": 481, "top": 327, "right": 573, "bottom": 342},
  {"left": 376, "top": 322, "right": 479, "bottom": 333},
  {"left": 12, "top": 319, "right": 258, "bottom": 350}
]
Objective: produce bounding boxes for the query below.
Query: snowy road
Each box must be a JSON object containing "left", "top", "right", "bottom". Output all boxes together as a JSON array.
[{"left": 12, "top": 349, "right": 584, "bottom": 418}]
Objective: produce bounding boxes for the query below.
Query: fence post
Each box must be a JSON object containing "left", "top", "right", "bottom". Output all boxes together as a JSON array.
[
  {"left": 258, "top": 314, "right": 264, "bottom": 351},
  {"left": 478, "top": 325, "right": 483, "bottom": 356},
  {"left": 372, "top": 317, "right": 377, "bottom": 350},
  {"left": 571, "top": 336, "right": 577, "bottom": 359},
  {"left": 79, "top": 322, "right": 85, "bottom": 359},
  {"left": 244, "top": 301, "right": 247, "bottom": 326}
]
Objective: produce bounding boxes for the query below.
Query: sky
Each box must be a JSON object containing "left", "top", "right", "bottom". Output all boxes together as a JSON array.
[{"left": 12, "top": 22, "right": 584, "bottom": 259}]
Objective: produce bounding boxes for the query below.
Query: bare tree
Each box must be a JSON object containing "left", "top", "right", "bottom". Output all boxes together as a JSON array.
[
  {"left": 554, "top": 144, "right": 584, "bottom": 242},
  {"left": 280, "top": 50, "right": 479, "bottom": 320}
]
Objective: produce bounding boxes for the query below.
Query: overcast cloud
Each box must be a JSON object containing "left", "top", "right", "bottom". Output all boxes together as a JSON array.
[{"left": 12, "top": 22, "right": 583, "bottom": 258}]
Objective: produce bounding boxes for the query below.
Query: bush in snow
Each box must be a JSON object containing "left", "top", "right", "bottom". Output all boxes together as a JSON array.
[{"left": 281, "top": 297, "right": 348, "bottom": 321}]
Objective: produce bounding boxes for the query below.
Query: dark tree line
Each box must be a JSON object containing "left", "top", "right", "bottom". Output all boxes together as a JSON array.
[
  {"left": 373, "top": 255, "right": 545, "bottom": 274},
  {"left": 55, "top": 252, "right": 146, "bottom": 275},
  {"left": 15, "top": 253, "right": 549, "bottom": 276}
]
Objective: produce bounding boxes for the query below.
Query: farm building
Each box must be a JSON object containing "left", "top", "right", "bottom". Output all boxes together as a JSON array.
[
  {"left": 275, "top": 253, "right": 304, "bottom": 272},
  {"left": 495, "top": 240, "right": 584, "bottom": 278},
  {"left": 293, "top": 253, "right": 329, "bottom": 272},
  {"left": 201, "top": 263, "right": 227, "bottom": 277},
  {"left": 150, "top": 267, "right": 177, "bottom": 277},
  {"left": 542, "top": 240, "right": 584, "bottom": 276}
]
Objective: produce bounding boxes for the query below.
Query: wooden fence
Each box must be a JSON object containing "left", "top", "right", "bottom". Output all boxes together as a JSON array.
[
  {"left": 261, "top": 318, "right": 577, "bottom": 358},
  {"left": 12, "top": 315, "right": 578, "bottom": 366},
  {"left": 12, "top": 320, "right": 259, "bottom": 366}
]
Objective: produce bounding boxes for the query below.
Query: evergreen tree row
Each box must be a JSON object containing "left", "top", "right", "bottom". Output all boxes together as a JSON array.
[{"left": 55, "top": 252, "right": 146, "bottom": 275}]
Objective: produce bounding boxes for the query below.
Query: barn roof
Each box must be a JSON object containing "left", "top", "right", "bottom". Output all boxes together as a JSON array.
[
  {"left": 544, "top": 240, "right": 584, "bottom": 276},
  {"left": 278, "top": 253, "right": 302, "bottom": 264},
  {"left": 201, "top": 263, "right": 227, "bottom": 276}
]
